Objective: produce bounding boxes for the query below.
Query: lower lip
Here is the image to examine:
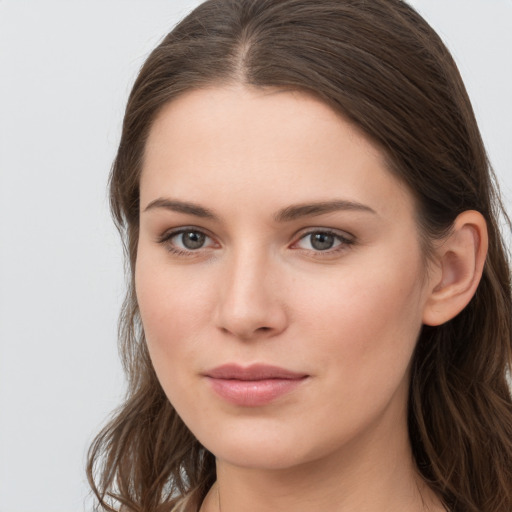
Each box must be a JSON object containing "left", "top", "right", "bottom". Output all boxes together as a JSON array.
[{"left": 206, "top": 377, "right": 307, "bottom": 407}]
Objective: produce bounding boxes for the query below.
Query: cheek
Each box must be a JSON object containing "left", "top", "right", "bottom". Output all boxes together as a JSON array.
[
  {"left": 296, "top": 251, "right": 426, "bottom": 391},
  {"left": 135, "top": 261, "right": 216, "bottom": 426},
  {"left": 136, "top": 235, "right": 426, "bottom": 393},
  {"left": 135, "top": 253, "right": 215, "bottom": 374}
]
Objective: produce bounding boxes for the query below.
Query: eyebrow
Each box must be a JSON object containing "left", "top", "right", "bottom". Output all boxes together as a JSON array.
[
  {"left": 143, "top": 198, "right": 377, "bottom": 221},
  {"left": 274, "top": 200, "right": 377, "bottom": 222},
  {"left": 143, "top": 198, "right": 218, "bottom": 219}
]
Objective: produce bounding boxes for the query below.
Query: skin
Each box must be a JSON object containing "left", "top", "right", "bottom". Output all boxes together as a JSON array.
[{"left": 136, "top": 85, "right": 454, "bottom": 511}]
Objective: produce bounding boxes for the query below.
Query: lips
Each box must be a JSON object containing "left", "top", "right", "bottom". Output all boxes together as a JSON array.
[{"left": 204, "top": 364, "right": 309, "bottom": 407}]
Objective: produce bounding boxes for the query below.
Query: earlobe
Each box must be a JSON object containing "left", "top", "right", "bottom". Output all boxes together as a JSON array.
[{"left": 422, "top": 210, "right": 488, "bottom": 326}]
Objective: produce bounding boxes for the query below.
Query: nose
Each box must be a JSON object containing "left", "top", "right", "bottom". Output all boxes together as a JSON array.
[{"left": 213, "top": 250, "right": 288, "bottom": 341}]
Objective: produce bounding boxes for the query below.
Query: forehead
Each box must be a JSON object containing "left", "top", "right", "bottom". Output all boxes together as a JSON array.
[{"left": 140, "top": 85, "right": 414, "bottom": 220}]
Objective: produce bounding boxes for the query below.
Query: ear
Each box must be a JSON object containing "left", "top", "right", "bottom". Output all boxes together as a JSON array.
[{"left": 422, "top": 210, "right": 488, "bottom": 326}]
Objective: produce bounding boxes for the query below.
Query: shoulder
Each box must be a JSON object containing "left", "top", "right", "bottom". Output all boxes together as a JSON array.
[
  {"left": 169, "top": 491, "right": 201, "bottom": 512},
  {"left": 119, "top": 490, "right": 201, "bottom": 512}
]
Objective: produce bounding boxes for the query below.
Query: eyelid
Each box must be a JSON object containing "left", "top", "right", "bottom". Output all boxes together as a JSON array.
[
  {"left": 155, "top": 225, "right": 355, "bottom": 256},
  {"left": 157, "top": 226, "right": 219, "bottom": 254},
  {"left": 290, "top": 227, "right": 356, "bottom": 253}
]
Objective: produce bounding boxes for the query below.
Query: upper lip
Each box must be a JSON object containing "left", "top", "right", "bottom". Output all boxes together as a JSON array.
[{"left": 204, "top": 364, "right": 308, "bottom": 381}]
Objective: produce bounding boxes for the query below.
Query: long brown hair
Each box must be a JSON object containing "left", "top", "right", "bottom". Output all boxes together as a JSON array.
[{"left": 87, "top": 1, "right": 512, "bottom": 510}]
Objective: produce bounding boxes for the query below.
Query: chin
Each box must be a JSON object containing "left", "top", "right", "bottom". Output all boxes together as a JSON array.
[
  {"left": 189, "top": 418, "right": 290, "bottom": 466},
  {"left": 212, "top": 443, "right": 310, "bottom": 471},
  {"left": 191, "top": 416, "right": 343, "bottom": 472}
]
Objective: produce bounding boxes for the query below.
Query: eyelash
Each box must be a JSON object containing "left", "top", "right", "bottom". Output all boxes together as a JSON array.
[
  {"left": 292, "top": 229, "right": 355, "bottom": 256},
  {"left": 157, "top": 228, "right": 217, "bottom": 257},
  {"left": 156, "top": 227, "right": 355, "bottom": 257}
]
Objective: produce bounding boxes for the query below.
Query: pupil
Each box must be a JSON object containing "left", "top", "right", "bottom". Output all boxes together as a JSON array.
[
  {"left": 311, "top": 233, "right": 334, "bottom": 250},
  {"left": 182, "top": 231, "right": 205, "bottom": 249}
]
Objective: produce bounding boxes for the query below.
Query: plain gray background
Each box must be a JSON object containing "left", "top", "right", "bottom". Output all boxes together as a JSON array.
[{"left": 0, "top": 1, "right": 511, "bottom": 511}]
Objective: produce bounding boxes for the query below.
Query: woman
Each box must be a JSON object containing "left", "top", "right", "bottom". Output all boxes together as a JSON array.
[{"left": 87, "top": 0, "right": 512, "bottom": 511}]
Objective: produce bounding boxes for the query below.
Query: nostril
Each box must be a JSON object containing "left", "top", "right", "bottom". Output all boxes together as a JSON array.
[{"left": 214, "top": 295, "right": 288, "bottom": 339}]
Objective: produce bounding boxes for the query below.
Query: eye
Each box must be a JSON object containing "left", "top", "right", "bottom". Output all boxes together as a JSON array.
[
  {"left": 158, "top": 228, "right": 216, "bottom": 254},
  {"left": 294, "top": 230, "right": 354, "bottom": 252},
  {"left": 174, "top": 230, "right": 207, "bottom": 250}
]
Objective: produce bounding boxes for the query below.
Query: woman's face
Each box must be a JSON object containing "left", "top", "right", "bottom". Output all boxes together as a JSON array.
[{"left": 136, "top": 86, "right": 433, "bottom": 470}]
